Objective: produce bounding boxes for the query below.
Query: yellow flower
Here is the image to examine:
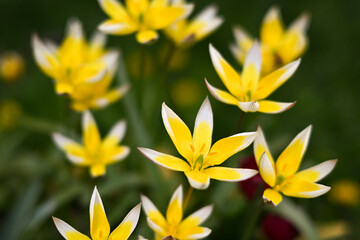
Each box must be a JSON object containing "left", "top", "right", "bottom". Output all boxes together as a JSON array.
[
  {"left": 141, "top": 185, "right": 213, "bottom": 239},
  {"left": 53, "top": 186, "right": 141, "bottom": 240},
  {"left": 253, "top": 126, "right": 337, "bottom": 206},
  {"left": 33, "top": 19, "right": 128, "bottom": 110},
  {"left": 52, "top": 111, "right": 130, "bottom": 177},
  {"left": 230, "top": 6, "right": 310, "bottom": 74},
  {"left": 97, "top": 0, "right": 193, "bottom": 44},
  {"left": 329, "top": 180, "right": 360, "bottom": 207},
  {"left": 206, "top": 42, "right": 300, "bottom": 114},
  {"left": 139, "top": 97, "right": 258, "bottom": 190},
  {"left": 0, "top": 51, "right": 25, "bottom": 82},
  {"left": 165, "top": 1, "right": 223, "bottom": 47},
  {"left": 0, "top": 100, "right": 22, "bottom": 131}
]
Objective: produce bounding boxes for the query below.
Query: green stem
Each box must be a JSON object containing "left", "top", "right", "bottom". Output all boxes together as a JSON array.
[
  {"left": 139, "top": 45, "right": 146, "bottom": 108},
  {"left": 183, "top": 186, "right": 193, "bottom": 211},
  {"left": 233, "top": 111, "right": 246, "bottom": 134},
  {"left": 18, "top": 115, "right": 64, "bottom": 134},
  {"left": 241, "top": 199, "right": 264, "bottom": 240}
]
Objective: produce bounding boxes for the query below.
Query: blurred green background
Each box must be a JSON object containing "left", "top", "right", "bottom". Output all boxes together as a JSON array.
[{"left": 0, "top": 0, "right": 359, "bottom": 239}]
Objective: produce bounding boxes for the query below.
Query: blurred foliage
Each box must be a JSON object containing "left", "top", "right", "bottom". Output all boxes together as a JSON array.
[{"left": 0, "top": 0, "right": 359, "bottom": 239}]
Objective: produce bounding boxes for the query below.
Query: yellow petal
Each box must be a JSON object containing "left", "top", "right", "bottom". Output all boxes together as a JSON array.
[
  {"left": 185, "top": 170, "right": 210, "bottom": 190},
  {"left": 277, "top": 13, "right": 310, "bottom": 63},
  {"left": 241, "top": 41, "right": 261, "bottom": 93},
  {"left": 293, "top": 159, "right": 337, "bottom": 183},
  {"left": 141, "top": 195, "right": 167, "bottom": 233},
  {"left": 180, "top": 205, "right": 213, "bottom": 227},
  {"left": 125, "top": 0, "right": 149, "bottom": 19},
  {"left": 204, "top": 167, "right": 258, "bottom": 182},
  {"left": 204, "top": 132, "right": 257, "bottom": 167},
  {"left": 98, "top": 0, "right": 130, "bottom": 21},
  {"left": 90, "top": 165, "right": 107, "bottom": 177},
  {"left": 281, "top": 180, "right": 331, "bottom": 198},
  {"left": 192, "top": 97, "right": 213, "bottom": 159},
  {"left": 102, "top": 120, "right": 127, "bottom": 149},
  {"left": 138, "top": 147, "right": 191, "bottom": 171},
  {"left": 98, "top": 19, "right": 138, "bottom": 35},
  {"left": 52, "top": 133, "right": 88, "bottom": 165},
  {"left": 230, "top": 26, "right": 253, "bottom": 65},
  {"left": 276, "top": 125, "right": 312, "bottom": 177},
  {"left": 258, "top": 152, "right": 276, "bottom": 187},
  {"left": 166, "top": 185, "right": 183, "bottom": 225},
  {"left": 52, "top": 217, "right": 91, "bottom": 240},
  {"left": 209, "top": 44, "right": 243, "bottom": 97},
  {"left": 263, "top": 188, "right": 283, "bottom": 206},
  {"left": 106, "top": 146, "right": 130, "bottom": 163},
  {"left": 82, "top": 111, "right": 101, "bottom": 151},
  {"left": 260, "top": 6, "right": 284, "bottom": 49},
  {"left": 253, "top": 126, "right": 275, "bottom": 166},
  {"left": 176, "top": 226, "right": 211, "bottom": 240},
  {"left": 108, "top": 203, "right": 141, "bottom": 240},
  {"left": 161, "top": 103, "right": 193, "bottom": 161},
  {"left": 93, "top": 84, "right": 130, "bottom": 109},
  {"left": 90, "top": 187, "right": 110, "bottom": 240},
  {"left": 136, "top": 30, "right": 159, "bottom": 44},
  {"left": 254, "top": 59, "right": 300, "bottom": 100},
  {"left": 88, "top": 32, "right": 107, "bottom": 60},
  {"left": 145, "top": 5, "right": 193, "bottom": 30},
  {"left": 257, "top": 100, "right": 296, "bottom": 114},
  {"left": 205, "top": 79, "right": 239, "bottom": 105}
]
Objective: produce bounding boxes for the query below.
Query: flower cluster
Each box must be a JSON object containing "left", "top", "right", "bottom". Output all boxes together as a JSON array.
[{"left": 25, "top": 2, "right": 338, "bottom": 240}]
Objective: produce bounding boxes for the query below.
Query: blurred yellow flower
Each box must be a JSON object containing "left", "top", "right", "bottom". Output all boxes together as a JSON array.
[
  {"left": 0, "top": 100, "right": 22, "bottom": 131},
  {"left": 97, "top": 0, "right": 193, "bottom": 44},
  {"left": 254, "top": 126, "right": 337, "bottom": 206},
  {"left": 33, "top": 19, "right": 128, "bottom": 111},
  {"left": 53, "top": 186, "right": 141, "bottom": 240},
  {"left": 231, "top": 6, "right": 310, "bottom": 74},
  {"left": 52, "top": 111, "right": 130, "bottom": 177},
  {"left": 139, "top": 97, "right": 258, "bottom": 190},
  {"left": 141, "top": 185, "right": 213, "bottom": 239},
  {"left": 165, "top": 1, "right": 223, "bottom": 48},
  {"left": 206, "top": 42, "right": 300, "bottom": 114},
  {"left": 171, "top": 78, "right": 201, "bottom": 108},
  {"left": 0, "top": 51, "right": 25, "bottom": 82},
  {"left": 329, "top": 180, "right": 360, "bottom": 207}
]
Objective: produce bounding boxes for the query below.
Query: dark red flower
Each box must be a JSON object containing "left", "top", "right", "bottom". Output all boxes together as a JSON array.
[{"left": 262, "top": 214, "right": 299, "bottom": 240}]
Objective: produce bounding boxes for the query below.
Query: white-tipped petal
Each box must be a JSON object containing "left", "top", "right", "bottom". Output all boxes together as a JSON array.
[{"left": 238, "top": 101, "right": 259, "bottom": 112}]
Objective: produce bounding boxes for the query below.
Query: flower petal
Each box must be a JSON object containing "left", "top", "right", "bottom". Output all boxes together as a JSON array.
[
  {"left": 180, "top": 227, "right": 212, "bottom": 240},
  {"left": 108, "top": 203, "right": 141, "bottom": 240},
  {"left": 138, "top": 147, "right": 191, "bottom": 171},
  {"left": 258, "top": 152, "right": 276, "bottom": 187},
  {"left": 141, "top": 194, "right": 167, "bottom": 232},
  {"left": 107, "top": 146, "right": 130, "bottom": 163},
  {"left": 93, "top": 84, "right": 130, "bottom": 109},
  {"left": 231, "top": 26, "right": 253, "bottom": 65},
  {"left": 209, "top": 44, "right": 243, "bottom": 97},
  {"left": 161, "top": 103, "right": 193, "bottom": 161},
  {"left": 257, "top": 100, "right": 296, "bottom": 114},
  {"left": 294, "top": 159, "right": 337, "bottom": 183},
  {"left": 276, "top": 125, "right": 312, "bottom": 177},
  {"left": 182, "top": 205, "right": 213, "bottom": 226},
  {"left": 52, "top": 217, "right": 91, "bottom": 240},
  {"left": 82, "top": 111, "right": 101, "bottom": 150},
  {"left": 241, "top": 41, "right": 262, "bottom": 93},
  {"left": 255, "top": 59, "right": 301, "bottom": 100},
  {"left": 98, "top": 0, "right": 129, "bottom": 20},
  {"left": 204, "top": 167, "right": 258, "bottom": 182},
  {"left": 102, "top": 120, "right": 127, "bottom": 149},
  {"left": 90, "top": 186, "right": 110, "bottom": 240},
  {"left": 145, "top": 5, "right": 193, "bottom": 30},
  {"left": 260, "top": 6, "right": 284, "bottom": 49},
  {"left": 205, "top": 79, "right": 239, "bottom": 105},
  {"left": 166, "top": 185, "right": 183, "bottom": 225},
  {"left": 136, "top": 30, "right": 159, "bottom": 44},
  {"left": 281, "top": 180, "right": 331, "bottom": 198},
  {"left": 253, "top": 126, "right": 275, "bottom": 166},
  {"left": 98, "top": 20, "right": 138, "bottom": 35},
  {"left": 205, "top": 132, "right": 257, "bottom": 167},
  {"left": 263, "top": 188, "right": 283, "bottom": 206},
  {"left": 238, "top": 101, "right": 259, "bottom": 112},
  {"left": 277, "top": 13, "right": 310, "bottom": 63},
  {"left": 192, "top": 97, "right": 213, "bottom": 159},
  {"left": 52, "top": 133, "right": 87, "bottom": 165},
  {"left": 185, "top": 170, "right": 210, "bottom": 190},
  {"left": 90, "top": 165, "right": 107, "bottom": 177}
]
